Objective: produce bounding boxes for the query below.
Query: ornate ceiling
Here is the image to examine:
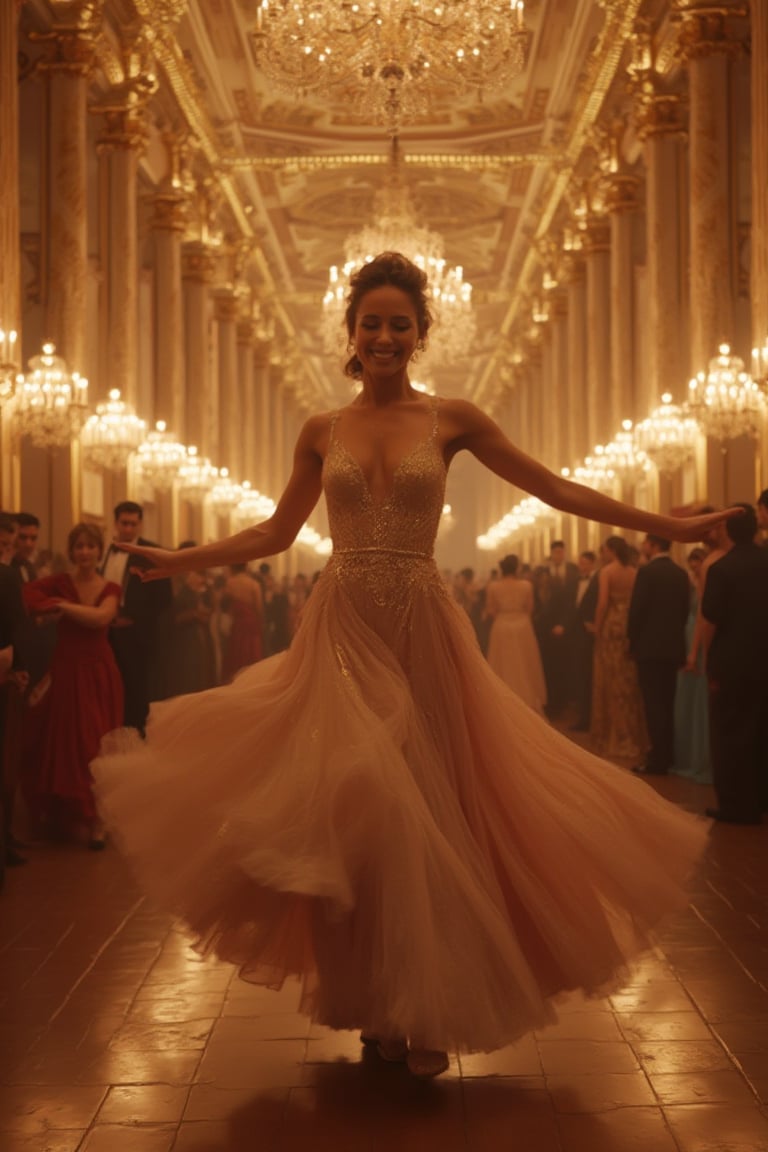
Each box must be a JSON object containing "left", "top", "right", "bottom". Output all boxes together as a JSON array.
[{"left": 23, "top": 0, "right": 668, "bottom": 410}]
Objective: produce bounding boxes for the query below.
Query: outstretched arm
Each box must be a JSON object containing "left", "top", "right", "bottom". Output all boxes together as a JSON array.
[
  {"left": 121, "top": 416, "right": 326, "bottom": 578},
  {"left": 442, "top": 400, "right": 739, "bottom": 543}
]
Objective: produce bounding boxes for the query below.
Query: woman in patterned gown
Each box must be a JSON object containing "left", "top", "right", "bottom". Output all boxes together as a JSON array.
[
  {"left": 92, "top": 253, "right": 735, "bottom": 1079},
  {"left": 590, "top": 535, "right": 649, "bottom": 762}
]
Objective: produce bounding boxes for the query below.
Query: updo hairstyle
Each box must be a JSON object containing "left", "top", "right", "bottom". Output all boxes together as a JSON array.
[{"left": 343, "top": 251, "right": 433, "bottom": 380}]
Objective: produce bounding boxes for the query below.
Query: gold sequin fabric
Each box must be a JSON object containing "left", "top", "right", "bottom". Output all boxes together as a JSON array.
[{"left": 322, "top": 400, "right": 449, "bottom": 627}]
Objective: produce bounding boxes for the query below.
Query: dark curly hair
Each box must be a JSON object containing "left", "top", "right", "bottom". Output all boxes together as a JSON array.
[
  {"left": 604, "top": 535, "right": 631, "bottom": 566},
  {"left": 343, "top": 251, "right": 433, "bottom": 380},
  {"left": 499, "top": 554, "right": 519, "bottom": 577}
]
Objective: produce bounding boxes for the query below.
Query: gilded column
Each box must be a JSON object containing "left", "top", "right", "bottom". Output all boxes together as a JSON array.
[
  {"left": 151, "top": 183, "right": 186, "bottom": 436},
  {"left": 0, "top": 0, "right": 21, "bottom": 345},
  {"left": 256, "top": 348, "right": 272, "bottom": 496},
  {"left": 752, "top": 0, "right": 768, "bottom": 355},
  {"left": 549, "top": 290, "right": 569, "bottom": 473},
  {"left": 678, "top": 3, "right": 742, "bottom": 370},
  {"left": 95, "top": 91, "right": 151, "bottom": 405},
  {"left": 182, "top": 241, "right": 215, "bottom": 457},
  {"left": 36, "top": 2, "right": 103, "bottom": 371},
  {"left": 583, "top": 214, "right": 612, "bottom": 448},
  {"left": 0, "top": 1, "right": 22, "bottom": 509},
  {"left": 213, "top": 286, "right": 239, "bottom": 474},
  {"left": 605, "top": 174, "right": 640, "bottom": 429},
  {"left": 564, "top": 254, "right": 588, "bottom": 467},
  {"left": 538, "top": 317, "right": 555, "bottom": 470},
  {"left": 237, "top": 316, "right": 256, "bottom": 484},
  {"left": 633, "top": 79, "right": 687, "bottom": 408}
]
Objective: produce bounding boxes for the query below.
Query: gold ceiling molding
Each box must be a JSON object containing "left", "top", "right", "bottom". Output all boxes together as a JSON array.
[
  {"left": 473, "top": 0, "right": 646, "bottom": 407},
  {"left": 223, "top": 151, "right": 557, "bottom": 174}
]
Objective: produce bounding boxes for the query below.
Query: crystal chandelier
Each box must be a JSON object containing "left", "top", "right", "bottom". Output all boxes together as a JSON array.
[
  {"left": 234, "top": 483, "right": 277, "bottom": 527},
  {"left": 14, "top": 342, "right": 89, "bottom": 449},
  {"left": 634, "top": 393, "right": 700, "bottom": 475},
  {"left": 134, "top": 421, "right": 188, "bottom": 491},
  {"left": 599, "top": 420, "right": 652, "bottom": 487},
  {"left": 323, "top": 137, "right": 475, "bottom": 366},
  {"left": 80, "top": 389, "right": 147, "bottom": 472},
  {"left": 0, "top": 328, "right": 19, "bottom": 407},
  {"left": 687, "top": 344, "right": 765, "bottom": 441},
  {"left": 177, "top": 446, "right": 217, "bottom": 502},
  {"left": 253, "top": 1, "right": 528, "bottom": 131},
  {"left": 208, "top": 468, "right": 244, "bottom": 516},
  {"left": 477, "top": 495, "right": 553, "bottom": 550},
  {"left": 563, "top": 455, "right": 617, "bottom": 495}
]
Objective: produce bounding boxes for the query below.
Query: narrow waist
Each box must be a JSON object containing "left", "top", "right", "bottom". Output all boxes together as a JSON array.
[{"left": 332, "top": 547, "right": 432, "bottom": 560}]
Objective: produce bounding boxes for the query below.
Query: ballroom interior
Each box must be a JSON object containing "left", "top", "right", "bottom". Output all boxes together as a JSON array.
[{"left": 2, "top": 1, "right": 768, "bottom": 1150}]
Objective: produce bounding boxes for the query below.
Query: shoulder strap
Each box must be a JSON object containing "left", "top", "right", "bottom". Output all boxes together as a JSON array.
[{"left": 430, "top": 394, "right": 439, "bottom": 437}]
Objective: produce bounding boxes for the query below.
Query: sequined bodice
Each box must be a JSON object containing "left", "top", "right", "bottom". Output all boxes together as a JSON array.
[{"left": 321, "top": 400, "right": 448, "bottom": 619}]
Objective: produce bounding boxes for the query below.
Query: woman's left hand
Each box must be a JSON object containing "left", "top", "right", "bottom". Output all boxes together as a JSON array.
[{"left": 669, "top": 506, "right": 743, "bottom": 543}]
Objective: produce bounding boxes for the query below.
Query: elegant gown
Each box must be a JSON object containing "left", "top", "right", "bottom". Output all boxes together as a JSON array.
[
  {"left": 673, "top": 591, "right": 712, "bottom": 783},
  {"left": 24, "top": 574, "right": 123, "bottom": 827},
  {"left": 591, "top": 593, "right": 649, "bottom": 762},
  {"left": 93, "top": 400, "right": 707, "bottom": 1054},
  {"left": 486, "top": 579, "right": 546, "bottom": 714}
]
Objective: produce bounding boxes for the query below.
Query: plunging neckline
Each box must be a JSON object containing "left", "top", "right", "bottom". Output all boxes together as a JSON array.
[
  {"left": 329, "top": 397, "right": 444, "bottom": 510},
  {"left": 331, "top": 434, "right": 444, "bottom": 511}
]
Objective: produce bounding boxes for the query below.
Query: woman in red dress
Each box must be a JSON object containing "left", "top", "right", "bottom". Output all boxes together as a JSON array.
[
  {"left": 24, "top": 523, "right": 123, "bottom": 848},
  {"left": 221, "top": 563, "right": 263, "bottom": 682}
]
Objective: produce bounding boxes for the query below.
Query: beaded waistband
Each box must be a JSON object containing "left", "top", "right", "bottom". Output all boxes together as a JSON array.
[{"left": 332, "top": 547, "right": 432, "bottom": 560}]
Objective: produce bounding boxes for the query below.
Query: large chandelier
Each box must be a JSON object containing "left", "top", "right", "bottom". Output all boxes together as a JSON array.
[
  {"left": 0, "top": 328, "right": 19, "bottom": 406},
  {"left": 322, "top": 137, "right": 475, "bottom": 366},
  {"left": 687, "top": 343, "right": 765, "bottom": 441},
  {"left": 635, "top": 393, "right": 700, "bottom": 475},
  {"left": 253, "top": 1, "right": 528, "bottom": 131},
  {"left": 80, "top": 389, "right": 147, "bottom": 472},
  {"left": 177, "top": 446, "right": 217, "bottom": 502},
  {"left": 208, "top": 468, "right": 244, "bottom": 516},
  {"left": 14, "top": 342, "right": 89, "bottom": 449},
  {"left": 477, "top": 495, "right": 553, "bottom": 551},
  {"left": 234, "top": 483, "right": 277, "bottom": 528},
  {"left": 598, "top": 420, "right": 652, "bottom": 487},
  {"left": 134, "top": 421, "right": 188, "bottom": 491}
]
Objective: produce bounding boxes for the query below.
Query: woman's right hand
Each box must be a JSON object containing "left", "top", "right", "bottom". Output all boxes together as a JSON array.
[{"left": 120, "top": 542, "right": 179, "bottom": 581}]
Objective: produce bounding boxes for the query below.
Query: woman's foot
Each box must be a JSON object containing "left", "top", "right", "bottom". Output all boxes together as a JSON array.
[
  {"left": 360, "top": 1033, "right": 408, "bottom": 1062},
  {"left": 406, "top": 1048, "right": 449, "bottom": 1078}
]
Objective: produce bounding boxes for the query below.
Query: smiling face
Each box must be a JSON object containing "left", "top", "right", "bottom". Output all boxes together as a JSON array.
[{"left": 352, "top": 284, "right": 422, "bottom": 382}]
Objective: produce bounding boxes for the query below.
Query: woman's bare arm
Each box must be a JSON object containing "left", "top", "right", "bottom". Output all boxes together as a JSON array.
[
  {"left": 122, "top": 416, "right": 326, "bottom": 578},
  {"left": 441, "top": 400, "right": 739, "bottom": 543},
  {"left": 57, "top": 594, "right": 119, "bottom": 630}
]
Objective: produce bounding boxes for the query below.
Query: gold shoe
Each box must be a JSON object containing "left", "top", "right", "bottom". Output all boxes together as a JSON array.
[
  {"left": 360, "top": 1033, "right": 408, "bottom": 1062},
  {"left": 406, "top": 1048, "right": 449, "bottom": 1078}
]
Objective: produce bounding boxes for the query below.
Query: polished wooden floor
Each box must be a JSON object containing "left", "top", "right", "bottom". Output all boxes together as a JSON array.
[{"left": 2, "top": 772, "right": 768, "bottom": 1152}]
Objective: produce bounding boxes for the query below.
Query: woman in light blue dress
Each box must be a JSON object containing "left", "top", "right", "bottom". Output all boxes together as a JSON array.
[{"left": 673, "top": 548, "right": 711, "bottom": 783}]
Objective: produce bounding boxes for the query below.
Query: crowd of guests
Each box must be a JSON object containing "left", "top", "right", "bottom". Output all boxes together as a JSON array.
[
  {"left": 454, "top": 489, "right": 768, "bottom": 827},
  {"left": 1, "top": 489, "right": 766, "bottom": 879},
  {"left": 0, "top": 502, "right": 319, "bottom": 871}
]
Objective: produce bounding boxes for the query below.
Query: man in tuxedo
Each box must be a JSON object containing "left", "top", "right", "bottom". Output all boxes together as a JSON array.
[
  {"left": 0, "top": 522, "right": 29, "bottom": 869},
  {"left": 628, "top": 535, "right": 690, "bottom": 776},
  {"left": 534, "top": 540, "right": 579, "bottom": 718},
  {"left": 702, "top": 503, "right": 768, "bottom": 824},
  {"left": 101, "top": 502, "right": 172, "bottom": 735},
  {"left": 570, "top": 550, "right": 599, "bottom": 732}
]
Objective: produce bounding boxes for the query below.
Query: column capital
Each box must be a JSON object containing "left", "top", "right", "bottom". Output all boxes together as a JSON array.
[
  {"left": 182, "top": 241, "right": 217, "bottom": 283},
  {"left": 31, "top": 1, "right": 104, "bottom": 76},
  {"left": 635, "top": 91, "right": 686, "bottom": 142},
  {"left": 236, "top": 318, "right": 256, "bottom": 346},
  {"left": 674, "top": 3, "right": 747, "bottom": 62},
  {"left": 93, "top": 85, "right": 156, "bottom": 152},
  {"left": 151, "top": 189, "right": 187, "bottom": 233},
  {"left": 602, "top": 173, "right": 641, "bottom": 214},
  {"left": 581, "top": 217, "right": 611, "bottom": 255},
  {"left": 213, "top": 286, "right": 240, "bottom": 324}
]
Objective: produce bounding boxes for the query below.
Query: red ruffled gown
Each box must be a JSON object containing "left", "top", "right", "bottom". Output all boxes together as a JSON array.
[
  {"left": 93, "top": 398, "right": 708, "bottom": 1054},
  {"left": 222, "top": 599, "right": 263, "bottom": 682},
  {"left": 24, "top": 574, "right": 123, "bottom": 830}
]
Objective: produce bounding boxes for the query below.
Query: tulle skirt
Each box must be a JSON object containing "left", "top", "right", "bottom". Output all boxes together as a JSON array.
[{"left": 92, "top": 557, "right": 707, "bottom": 1053}]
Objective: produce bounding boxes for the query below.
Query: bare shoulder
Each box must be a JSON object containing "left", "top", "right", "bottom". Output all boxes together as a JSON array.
[
  {"left": 297, "top": 411, "right": 336, "bottom": 455},
  {"left": 437, "top": 397, "right": 497, "bottom": 450}
]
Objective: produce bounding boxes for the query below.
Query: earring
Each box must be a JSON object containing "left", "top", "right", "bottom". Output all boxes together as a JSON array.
[
  {"left": 346, "top": 339, "right": 356, "bottom": 354},
  {"left": 416, "top": 338, "right": 426, "bottom": 352}
]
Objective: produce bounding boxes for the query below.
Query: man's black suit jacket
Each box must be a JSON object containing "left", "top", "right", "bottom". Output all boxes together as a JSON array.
[
  {"left": 103, "top": 537, "right": 172, "bottom": 635},
  {"left": 0, "top": 565, "right": 26, "bottom": 663},
  {"left": 702, "top": 542, "right": 768, "bottom": 682},
  {"left": 534, "top": 561, "right": 579, "bottom": 632},
  {"left": 627, "top": 555, "right": 690, "bottom": 664}
]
